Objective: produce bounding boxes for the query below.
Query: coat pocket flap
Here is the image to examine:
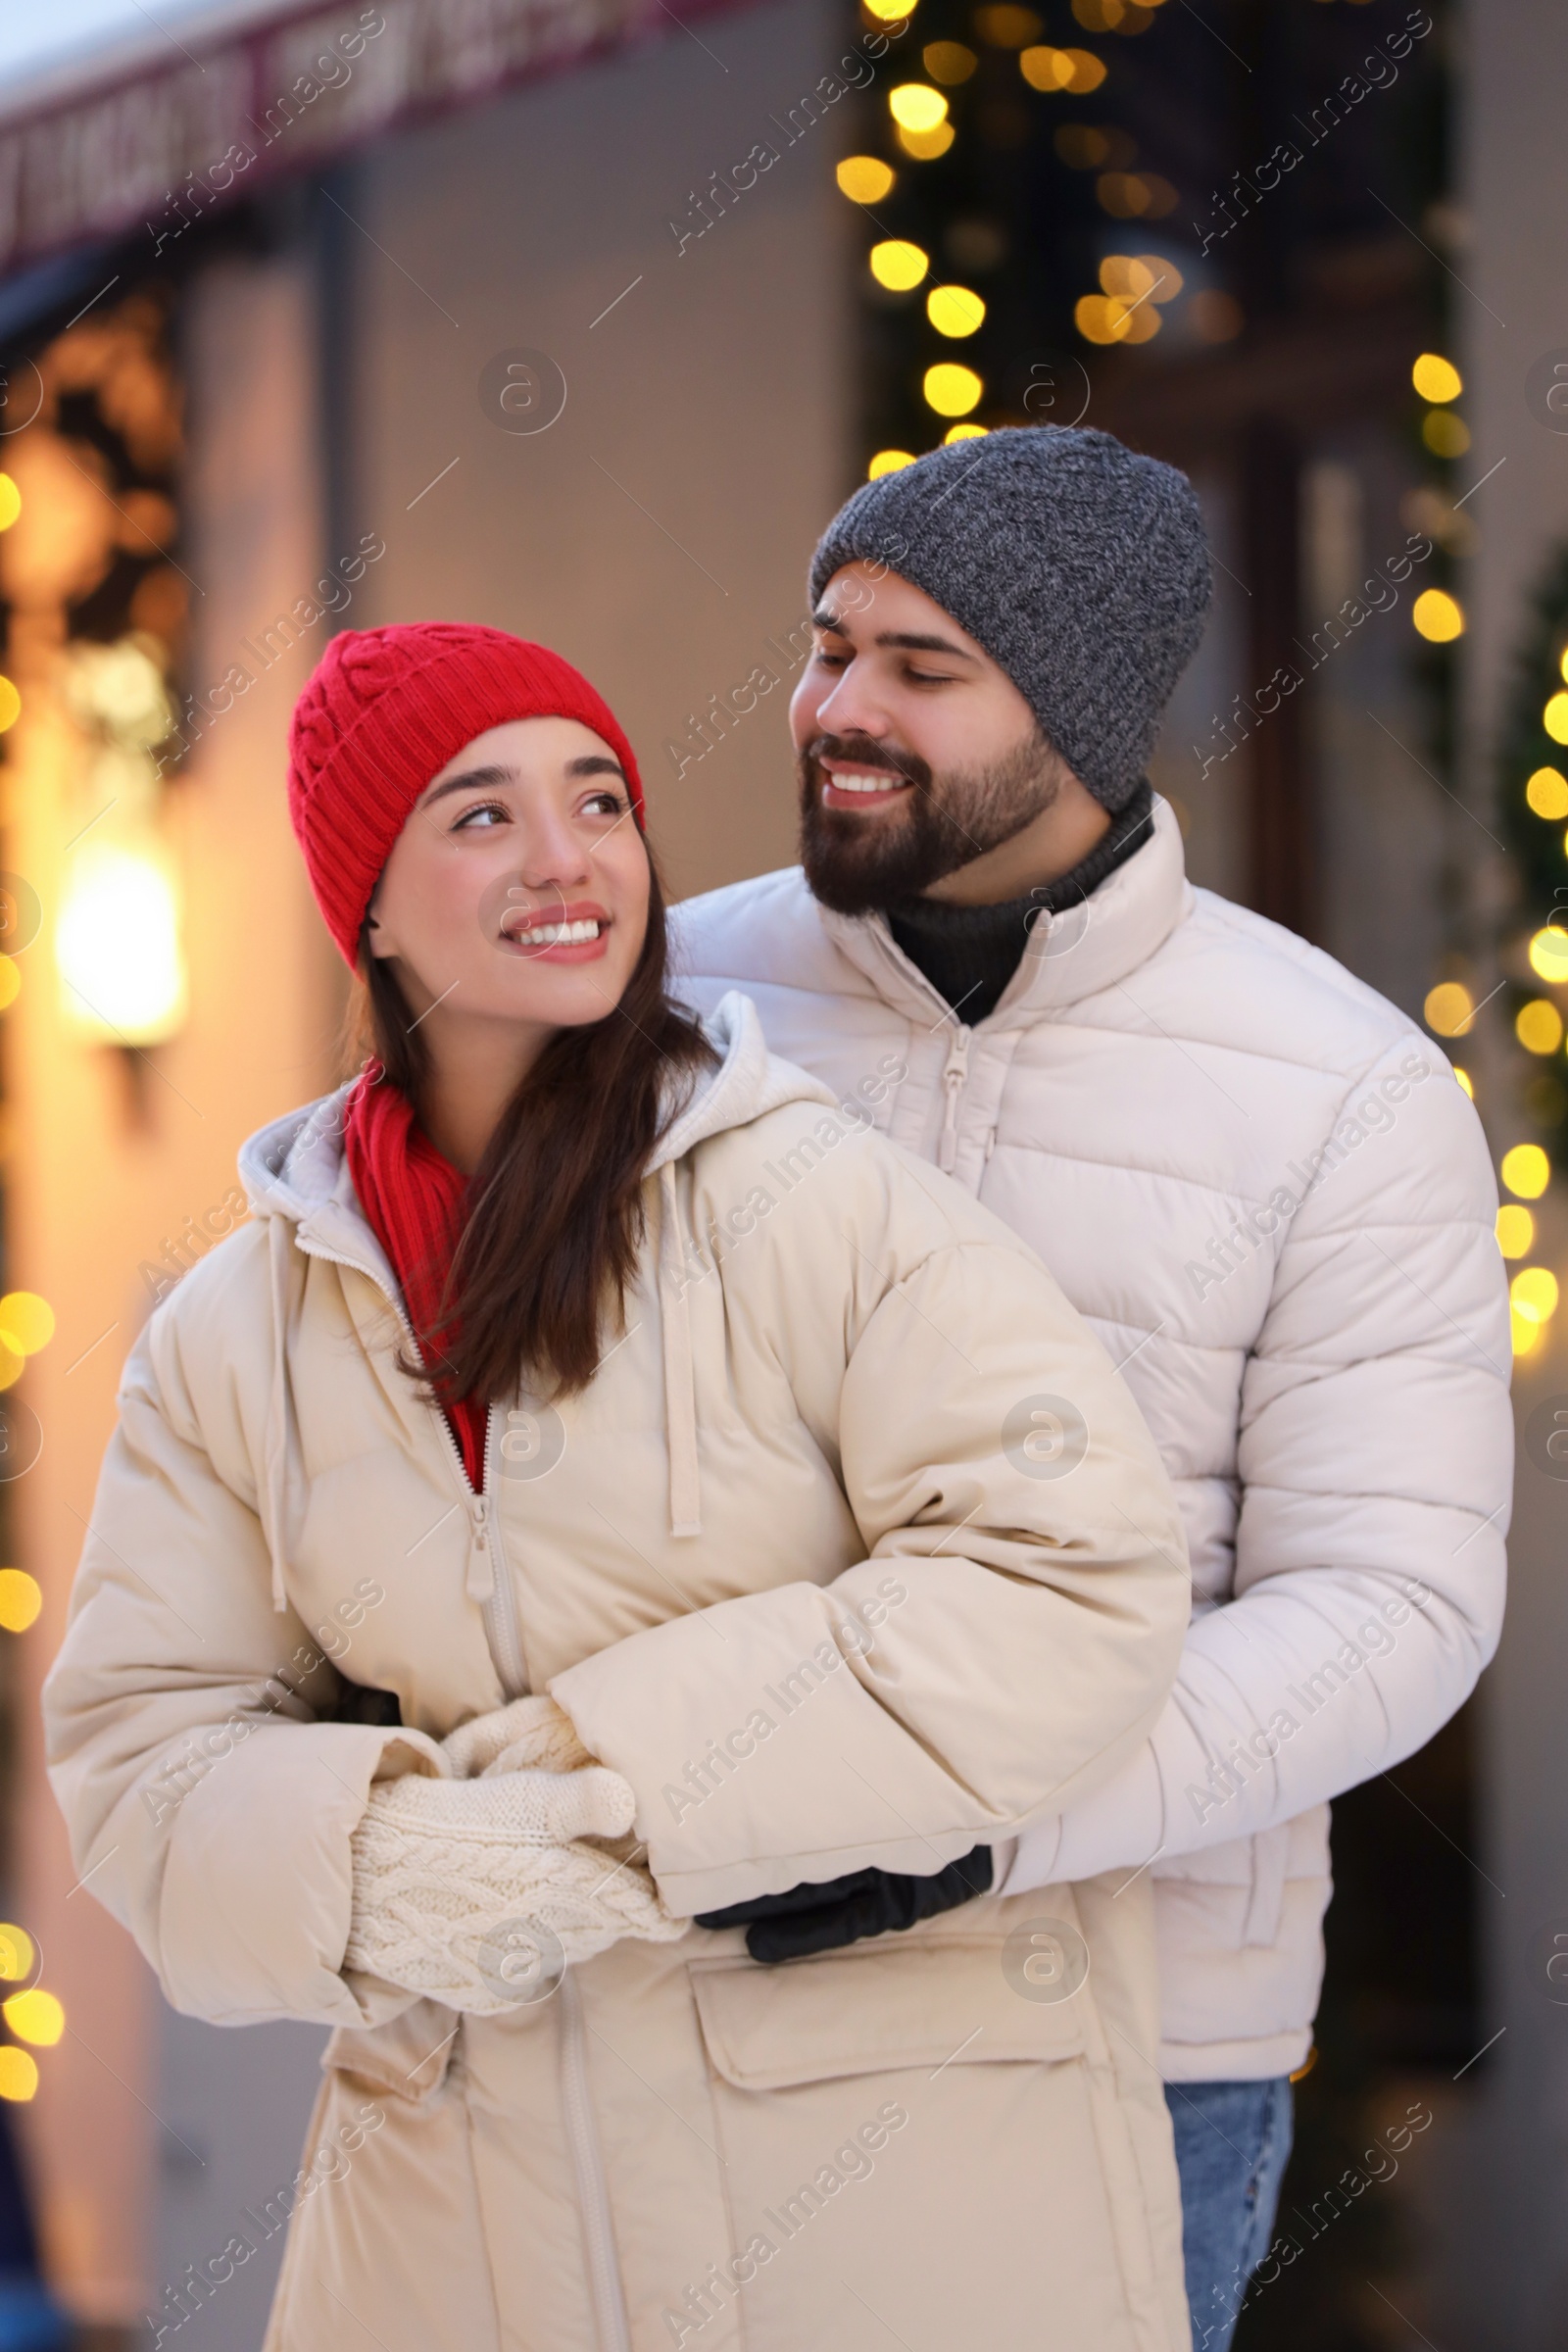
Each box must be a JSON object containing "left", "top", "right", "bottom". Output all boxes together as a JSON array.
[
  {"left": 690, "top": 1936, "right": 1087, "bottom": 2091},
  {"left": 322, "top": 1997, "right": 462, "bottom": 2106}
]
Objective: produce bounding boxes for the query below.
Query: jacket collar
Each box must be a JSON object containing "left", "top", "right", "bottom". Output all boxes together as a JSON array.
[
  {"left": 234, "top": 991, "right": 832, "bottom": 1274},
  {"left": 817, "top": 794, "right": 1193, "bottom": 1029}
]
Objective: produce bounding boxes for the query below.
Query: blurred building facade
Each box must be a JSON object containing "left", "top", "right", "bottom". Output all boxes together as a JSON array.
[{"left": 0, "top": 0, "right": 1561, "bottom": 2344}]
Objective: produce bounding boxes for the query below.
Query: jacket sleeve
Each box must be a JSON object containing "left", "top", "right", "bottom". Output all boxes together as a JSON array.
[
  {"left": 43, "top": 1282, "right": 439, "bottom": 2029},
  {"left": 1004, "top": 1041, "right": 1512, "bottom": 1891},
  {"left": 553, "top": 1150, "right": 1192, "bottom": 1917}
]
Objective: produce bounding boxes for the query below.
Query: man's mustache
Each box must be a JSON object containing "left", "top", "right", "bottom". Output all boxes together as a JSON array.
[{"left": 806, "top": 735, "right": 932, "bottom": 791}]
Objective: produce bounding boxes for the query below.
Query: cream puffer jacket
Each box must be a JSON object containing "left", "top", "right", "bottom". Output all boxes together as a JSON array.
[
  {"left": 45, "top": 994, "right": 1193, "bottom": 2352},
  {"left": 672, "top": 804, "right": 1514, "bottom": 2082}
]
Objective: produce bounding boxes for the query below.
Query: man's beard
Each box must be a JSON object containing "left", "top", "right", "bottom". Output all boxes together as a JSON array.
[{"left": 798, "top": 727, "right": 1062, "bottom": 916}]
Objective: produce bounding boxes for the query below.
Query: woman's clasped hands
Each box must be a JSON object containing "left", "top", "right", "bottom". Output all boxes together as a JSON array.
[{"left": 344, "top": 1694, "right": 685, "bottom": 2013}]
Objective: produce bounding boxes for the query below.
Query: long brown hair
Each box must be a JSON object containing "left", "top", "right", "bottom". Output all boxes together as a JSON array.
[{"left": 349, "top": 851, "right": 714, "bottom": 1406}]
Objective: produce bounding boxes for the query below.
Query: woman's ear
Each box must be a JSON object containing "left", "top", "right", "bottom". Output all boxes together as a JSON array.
[{"left": 365, "top": 885, "right": 396, "bottom": 959}]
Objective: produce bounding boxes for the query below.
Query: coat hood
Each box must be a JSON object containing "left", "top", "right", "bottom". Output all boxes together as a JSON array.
[
  {"left": 233, "top": 991, "right": 835, "bottom": 1608},
  {"left": 236, "top": 988, "right": 830, "bottom": 1232}
]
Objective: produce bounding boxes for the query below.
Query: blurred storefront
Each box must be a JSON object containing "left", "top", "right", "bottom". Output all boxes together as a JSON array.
[{"left": 0, "top": 0, "right": 1561, "bottom": 2343}]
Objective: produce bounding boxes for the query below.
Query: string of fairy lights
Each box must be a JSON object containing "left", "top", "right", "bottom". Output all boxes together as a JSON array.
[
  {"left": 834, "top": 0, "right": 1206, "bottom": 473},
  {"left": 0, "top": 463, "right": 63, "bottom": 2103},
  {"left": 834, "top": 4, "right": 1534, "bottom": 1352},
  {"left": 1408, "top": 347, "right": 1567, "bottom": 1362}
]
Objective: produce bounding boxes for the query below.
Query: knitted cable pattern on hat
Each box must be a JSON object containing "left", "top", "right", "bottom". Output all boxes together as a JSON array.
[
  {"left": 808, "top": 425, "right": 1211, "bottom": 811},
  {"left": 287, "top": 622, "right": 647, "bottom": 965}
]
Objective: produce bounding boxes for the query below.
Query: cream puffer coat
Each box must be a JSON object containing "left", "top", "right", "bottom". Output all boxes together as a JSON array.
[
  {"left": 45, "top": 994, "right": 1193, "bottom": 2352},
  {"left": 672, "top": 804, "right": 1513, "bottom": 2082}
]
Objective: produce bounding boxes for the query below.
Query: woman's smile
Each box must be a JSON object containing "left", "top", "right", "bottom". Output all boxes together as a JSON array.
[{"left": 497, "top": 897, "right": 612, "bottom": 961}]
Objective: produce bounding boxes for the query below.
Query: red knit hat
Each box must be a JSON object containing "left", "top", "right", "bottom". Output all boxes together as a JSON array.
[{"left": 287, "top": 623, "right": 646, "bottom": 965}]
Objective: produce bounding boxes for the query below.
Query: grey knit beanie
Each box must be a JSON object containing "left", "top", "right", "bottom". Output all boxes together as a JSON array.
[{"left": 808, "top": 425, "right": 1211, "bottom": 811}]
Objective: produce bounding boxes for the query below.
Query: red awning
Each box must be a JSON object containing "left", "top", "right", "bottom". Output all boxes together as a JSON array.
[{"left": 0, "top": 0, "right": 686, "bottom": 276}]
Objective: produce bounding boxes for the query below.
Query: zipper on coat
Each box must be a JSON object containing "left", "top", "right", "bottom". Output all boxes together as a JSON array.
[
  {"left": 938, "top": 1027, "right": 971, "bottom": 1175},
  {"left": 476, "top": 1407, "right": 529, "bottom": 1700},
  {"left": 560, "top": 1972, "right": 633, "bottom": 2352},
  {"left": 294, "top": 1236, "right": 531, "bottom": 1699}
]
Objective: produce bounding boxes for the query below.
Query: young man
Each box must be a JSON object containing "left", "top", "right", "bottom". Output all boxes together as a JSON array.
[{"left": 672, "top": 426, "right": 1512, "bottom": 2348}]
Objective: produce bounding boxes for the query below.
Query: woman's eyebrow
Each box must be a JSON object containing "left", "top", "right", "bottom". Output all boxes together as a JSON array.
[
  {"left": 419, "top": 764, "right": 514, "bottom": 808},
  {"left": 565, "top": 755, "right": 627, "bottom": 780}
]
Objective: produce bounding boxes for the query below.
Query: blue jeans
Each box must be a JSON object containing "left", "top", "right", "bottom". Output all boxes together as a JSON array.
[{"left": 1164, "top": 2077, "right": 1295, "bottom": 2352}]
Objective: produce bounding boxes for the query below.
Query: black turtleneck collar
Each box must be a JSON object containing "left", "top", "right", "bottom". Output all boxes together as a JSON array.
[{"left": 885, "top": 780, "right": 1155, "bottom": 1026}]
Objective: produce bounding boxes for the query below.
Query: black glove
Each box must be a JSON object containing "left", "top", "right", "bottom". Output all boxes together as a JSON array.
[{"left": 696, "top": 1845, "right": 993, "bottom": 1965}]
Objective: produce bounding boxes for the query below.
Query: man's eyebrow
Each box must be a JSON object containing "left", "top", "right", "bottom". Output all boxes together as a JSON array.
[
  {"left": 875, "top": 630, "right": 979, "bottom": 662},
  {"left": 810, "top": 611, "right": 978, "bottom": 662}
]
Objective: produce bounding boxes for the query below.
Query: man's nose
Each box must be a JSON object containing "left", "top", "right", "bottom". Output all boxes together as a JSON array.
[{"left": 816, "top": 662, "right": 895, "bottom": 740}]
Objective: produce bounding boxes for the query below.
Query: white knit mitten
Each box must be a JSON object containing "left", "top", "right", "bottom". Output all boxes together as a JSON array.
[
  {"left": 345, "top": 1766, "right": 685, "bottom": 2013},
  {"left": 441, "top": 1692, "right": 591, "bottom": 1781}
]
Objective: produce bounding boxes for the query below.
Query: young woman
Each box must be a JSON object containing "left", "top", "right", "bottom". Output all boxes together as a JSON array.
[{"left": 45, "top": 624, "right": 1192, "bottom": 2352}]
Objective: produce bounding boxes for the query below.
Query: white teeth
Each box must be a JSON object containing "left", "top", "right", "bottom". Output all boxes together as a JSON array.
[
  {"left": 828, "top": 771, "right": 908, "bottom": 794},
  {"left": 513, "top": 919, "right": 602, "bottom": 945}
]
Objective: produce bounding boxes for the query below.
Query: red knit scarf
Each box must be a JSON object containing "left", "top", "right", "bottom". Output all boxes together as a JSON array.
[{"left": 342, "top": 1071, "right": 489, "bottom": 1492}]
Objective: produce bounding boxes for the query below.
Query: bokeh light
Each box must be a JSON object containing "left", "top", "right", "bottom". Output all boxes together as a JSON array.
[
  {"left": 923, "top": 364, "right": 983, "bottom": 416},
  {"left": 2, "top": 1990, "right": 62, "bottom": 2047},
  {"left": 0, "top": 1573, "right": 41, "bottom": 1635},
  {"left": 1413, "top": 589, "right": 1464, "bottom": 642},
  {"left": 1526, "top": 765, "right": 1568, "bottom": 818},
  {"left": 1412, "top": 353, "right": 1462, "bottom": 403},
  {"left": 1423, "top": 981, "right": 1473, "bottom": 1036},
  {"left": 0, "top": 2050, "right": 37, "bottom": 2103},
  {"left": 1517, "top": 1000, "right": 1565, "bottom": 1054},
  {"left": 1501, "top": 1143, "right": 1551, "bottom": 1199},
  {"left": 1422, "top": 410, "right": 1471, "bottom": 457},
  {"left": 869, "top": 240, "right": 930, "bottom": 290},
  {"left": 837, "top": 157, "right": 895, "bottom": 203},
  {"left": 927, "top": 284, "right": 985, "bottom": 336},
  {"left": 889, "top": 83, "right": 949, "bottom": 132},
  {"left": 1496, "top": 1204, "right": 1535, "bottom": 1258},
  {"left": 1529, "top": 927, "right": 1568, "bottom": 982}
]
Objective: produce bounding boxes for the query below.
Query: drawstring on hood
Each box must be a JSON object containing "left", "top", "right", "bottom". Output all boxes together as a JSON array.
[
  {"left": 263, "top": 1216, "right": 303, "bottom": 1614},
  {"left": 657, "top": 1162, "right": 702, "bottom": 1539},
  {"left": 234, "top": 995, "right": 835, "bottom": 1611}
]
